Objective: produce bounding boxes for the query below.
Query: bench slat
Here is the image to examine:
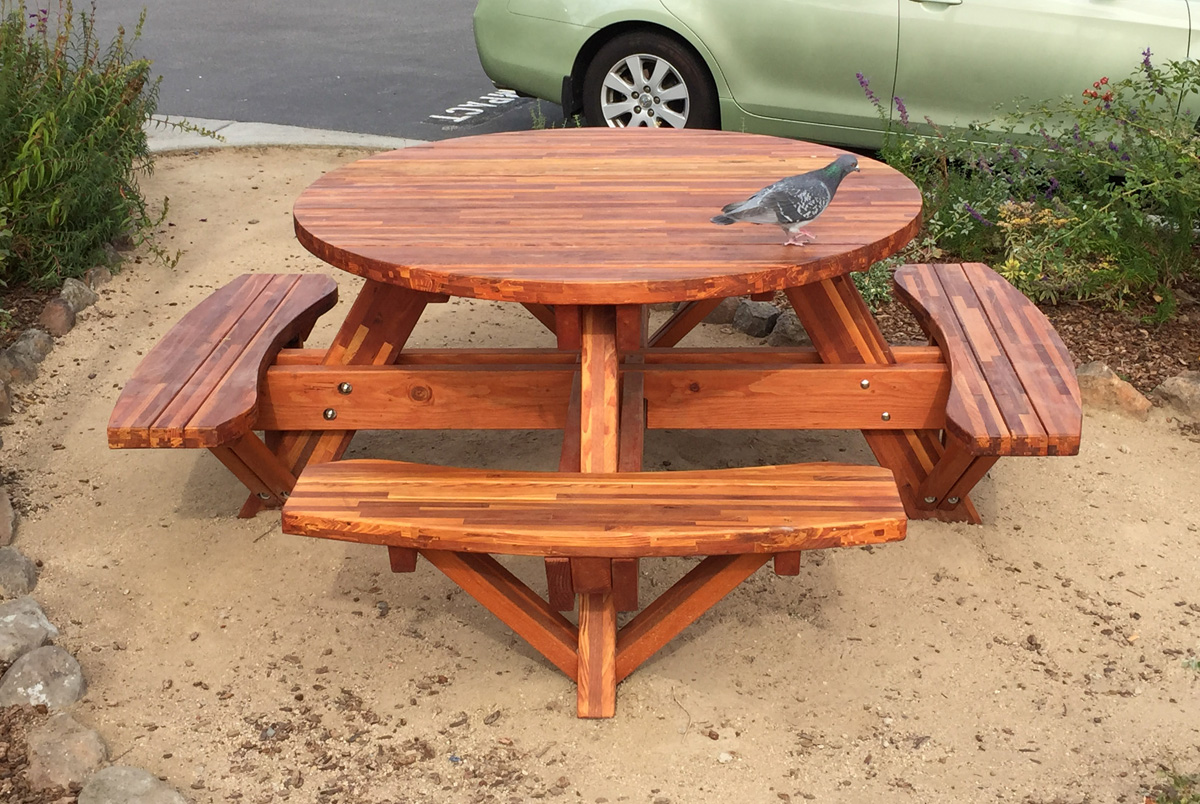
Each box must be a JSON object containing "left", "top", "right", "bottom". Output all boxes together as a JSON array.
[
  {"left": 108, "top": 274, "right": 338, "bottom": 448},
  {"left": 281, "top": 460, "right": 907, "bottom": 558},
  {"left": 894, "top": 263, "right": 1081, "bottom": 457}
]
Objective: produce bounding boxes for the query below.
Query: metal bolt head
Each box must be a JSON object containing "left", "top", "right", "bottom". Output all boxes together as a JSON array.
[
  {"left": 947, "top": 496, "right": 960, "bottom": 505},
  {"left": 860, "top": 379, "right": 871, "bottom": 390},
  {"left": 256, "top": 492, "right": 271, "bottom": 500},
  {"left": 337, "top": 382, "right": 353, "bottom": 395},
  {"left": 881, "top": 411, "right": 891, "bottom": 421},
  {"left": 322, "top": 408, "right": 338, "bottom": 421},
  {"left": 923, "top": 496, "right": 937, "bottom": 505}
]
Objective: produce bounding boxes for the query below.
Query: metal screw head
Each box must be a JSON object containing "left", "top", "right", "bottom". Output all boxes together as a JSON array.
[
  {"left": 256, "top": 492, "right": 271, "bottom": 500},
  {"left": 923, "top": 496, "right": 937, "bottom": 505},
  {"left": 860, "top": 379, "right": 871, "bottom": 390},
  {"left": 947, "top": 496, "right": 960, "bottom": 505},
  {"left": 881, "top": 411, "right": 891, "bottom": 421},
  {"left": 322, "top": 408, "right": 338, "bottom": 421},
  {"left": 337, "top": 382, "right": 353, "bottom": 395}
]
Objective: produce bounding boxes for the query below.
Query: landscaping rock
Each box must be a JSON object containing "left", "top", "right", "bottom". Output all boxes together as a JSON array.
[
  {"left": 1075, "top": 362, "right": 1151, "bottom": 420},
  {"left": 0, "top": 546, "right": 38, "bottom": 597},
  {"left": 765, "top": 310, "right": 811, "bottom": 347},
  {"left": 0, "top": 645, "right": 86, "bottom": 708},
  {"left": 84, "top": 265, "right": 113, "bottom": 290},
  {"left": 0, "top": 596, "right": 58, "bottom": 664},
  {"left": 4, "top": 329, "right": 54, "bottom": 385},
  {"left": 732, "top": 300, "right": 780, "bottom": 338},
  {"left": 27, "top": 712, "right": 108, "bottom": 790},
  {"left": 61, "top": 277, "right": 100, "bottom": 313},
  {"left": 0, "top": 379, "right": 10, "bottom": 420},
  {"left": 10, "top": 328, "right": 53, "bottom": 362},
  {"left": 703, "top": 297, "right": 741, "bottom": 326},
  {"left": 79, "top": 766, "right": 189, "bottom": 804},
  {"left": 1153, "top": 371, "right": 1200, "bottom": 421},
  {"left": 39, "top": 297, "right": 77, "bottom": 337},
  {"left": 0, "top": 487, "right": 13, "bottom": 546}
]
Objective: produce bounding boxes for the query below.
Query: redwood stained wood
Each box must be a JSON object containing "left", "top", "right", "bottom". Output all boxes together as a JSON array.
[
  {"left": 270, "top": 345, "right": 945, "bottom": 367},
  {"left": 893, "top": 263, "right": 1082, "bottom": 457},
  {"left": 784, "top": 276, "right": 976, "bottom": 522},
  {"left": 579, "top": 306, "right": 619, "bottom": 474},
  {"left": 107, "top": 274, "right": 337, "bottom": 449},
  {"left": 254, "top": 362, "right": 950, "bottom": 432},
  {"left": 647, "top": 299, "right": 722, "bottom": 348},
  {"left": 279, "top": 460, "right": 908, "bottom": 557},
  {"left": 522, "top": 303, "right": 557, "bottom": 334},
  {"left": 614, "top": 554, "right": 770, "bottom": 682},
  {"left": 774, "top": 552, "right": 802, "bottom": 576},
  {"left": 577, "top": 592, "right": 617, "bottom": 717},
  {"left": 388, "top": 546, "right": 417, "bottom": 573},
  {"left": 420, "top": 549, "right": 579, "bottom": 679},
  {"left": 292, "top": 130, "right": 923, "bottom": 306}
]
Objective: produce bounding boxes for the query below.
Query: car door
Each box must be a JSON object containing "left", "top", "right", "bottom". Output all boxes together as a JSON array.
[
  {"left": 660, "top": 0, "right": 900, "bottom": 131},
  {"left": 895, "top": 0, "right": 1192, "bottom": 129}
]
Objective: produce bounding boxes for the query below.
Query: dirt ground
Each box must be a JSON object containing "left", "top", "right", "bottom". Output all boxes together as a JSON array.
[{"left": 2, "top": 147, "right": 1199, "bottom": 804}]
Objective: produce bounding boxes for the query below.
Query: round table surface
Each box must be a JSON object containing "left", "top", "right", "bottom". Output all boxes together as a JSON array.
[{"left": 293, "top": 128, "right": 923, "bottom": 306}]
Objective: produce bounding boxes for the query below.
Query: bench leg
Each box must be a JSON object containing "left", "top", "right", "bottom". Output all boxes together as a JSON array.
[
  {"left": 208, "top": 433, "right": 297, "bottom": 515},
  {"left": 917, "top": 439, "right": 999, "bottom": 513},
  {"left": 785, "top": 277, "right": 981, "bottom": 524},
  {"left": 647, "top": 298, "right": 723, "bottom": 348}
]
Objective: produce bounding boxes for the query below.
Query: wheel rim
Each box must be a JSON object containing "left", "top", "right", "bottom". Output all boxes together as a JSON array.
[{"left": 598, "top": 53, "right": 690, "bottom": 128}]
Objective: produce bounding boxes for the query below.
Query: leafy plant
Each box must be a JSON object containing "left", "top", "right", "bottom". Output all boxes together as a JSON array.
[
  {"left": 1147, "top": 768, "right": 1200, "bottom": 804},
  {"left": 0, "top": 0, "right": 167, "bottom": 289},
  {"left": 861, "top": 51, "right": 1200, "bottom": 319},
  {"left": 853, "top": 256, "right": 897, "bottom": 312}
]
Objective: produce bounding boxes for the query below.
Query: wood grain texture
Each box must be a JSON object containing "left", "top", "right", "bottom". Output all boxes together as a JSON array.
[
  {"left": 292, "top": 129, "right": 923, "bottom": 305},
  {"left": 579, "top": 306, "right": 619, "bottom": 473},
  {"left": 280, "top": 459, "right": 907, "bottom": 558},
  {"left": 893, "top": 263, "right": 1082, "bottom": 456},
  {"left": 577, "top": 592, "right": 617, "bottom": 718},
  {"left": 107, "top": 274, "right": 337, "bottom": 449}
]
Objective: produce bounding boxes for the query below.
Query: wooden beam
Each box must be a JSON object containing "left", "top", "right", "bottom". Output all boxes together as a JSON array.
[
  {"left": 577, "top": 592, "right": 617, "bottom": 718},
  {"left": 615, "top": 554, "right": 769, "bottom": 682},
  {"left": 421, "top": 549, "right": 579, "bottom": 679},
  {"left": 648, "top": 299, "right": 723, "bottom": 348}
]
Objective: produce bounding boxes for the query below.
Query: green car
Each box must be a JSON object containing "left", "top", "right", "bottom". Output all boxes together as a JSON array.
[{"left": 473, "top": 0, "right": 1197, "bottom": 147}]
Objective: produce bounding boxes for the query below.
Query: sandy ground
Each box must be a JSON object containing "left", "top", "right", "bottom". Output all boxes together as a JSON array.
[{"left": 2, "top": 147, "right": 1199, "bottom": 804}]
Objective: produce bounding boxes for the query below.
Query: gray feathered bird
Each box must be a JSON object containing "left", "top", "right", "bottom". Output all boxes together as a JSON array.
[{"left": 711, "top": 154, "right": 860, "bottom": 245}]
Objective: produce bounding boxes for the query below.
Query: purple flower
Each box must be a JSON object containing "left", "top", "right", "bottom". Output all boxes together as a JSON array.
[
  {"left": 964, "top": 202, "right": 993, "bottom": 226},
  {"left": 1141, "top": 46, "right": 1166, "bottom": 95},
  {"left": 893, "top": 96, "right": 909, "bottom": 127},
  {"left": 1045, "top": 177, "right": 1060, "bottom": 199},
  {"left": 857, "top": 72, "right": 881, "bottom": 109}
]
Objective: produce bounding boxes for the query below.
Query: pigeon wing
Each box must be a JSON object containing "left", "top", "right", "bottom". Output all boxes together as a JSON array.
[{"left": 764, "top": 178, "right": 831, "bottom": 226}]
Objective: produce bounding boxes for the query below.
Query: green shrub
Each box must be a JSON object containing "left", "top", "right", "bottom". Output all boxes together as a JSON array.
[
  {"left": 863, "top": 51, "right": 1200, "bottom": 320},
  {"left": 0, "top": 0, "right": 161, "bottom": 290}
]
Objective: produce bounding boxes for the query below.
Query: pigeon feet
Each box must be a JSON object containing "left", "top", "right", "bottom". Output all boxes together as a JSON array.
[{"left": 783, "top": 230, "right": 816, "bottom": 246}]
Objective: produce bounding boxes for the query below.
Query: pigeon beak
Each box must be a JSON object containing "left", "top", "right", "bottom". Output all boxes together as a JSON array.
[{"left": 853, "top": 166, "right": 861, "bottom": 172}]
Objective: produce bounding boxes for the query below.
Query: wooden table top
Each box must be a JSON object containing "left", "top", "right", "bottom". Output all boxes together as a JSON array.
[{"left": 293, "top": 129, "right": 922, "bottom": 305}]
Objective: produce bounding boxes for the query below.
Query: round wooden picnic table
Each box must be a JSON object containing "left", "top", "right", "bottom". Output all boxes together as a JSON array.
[
  {"left": 292, "top": 128, "right": 922, "bottom": 306},
  {"left": 287, "top": 129, "right": 932, "bottom": 717}
]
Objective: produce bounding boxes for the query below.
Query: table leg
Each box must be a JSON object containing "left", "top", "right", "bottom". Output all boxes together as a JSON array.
[
  {"left": 241, "top": 279, "right": 439, "bottom": 516},
  {"left": 574, "top": 305, "right": 620, "bottom": 717},
  {"left": 785, "top": 275, "right": 980, "bottom": 523}
]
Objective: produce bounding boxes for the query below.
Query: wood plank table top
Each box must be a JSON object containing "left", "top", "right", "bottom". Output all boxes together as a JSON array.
[{"left": 292, "top": 129, "right": 923, "bottom": 305}]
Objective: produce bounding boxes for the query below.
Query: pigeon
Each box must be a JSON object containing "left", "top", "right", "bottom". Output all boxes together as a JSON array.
[{"left": 711, "top": 154, "right": 860, "bottom": 245}]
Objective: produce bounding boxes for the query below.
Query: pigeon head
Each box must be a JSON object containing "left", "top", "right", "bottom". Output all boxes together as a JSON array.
[{"left": 830, "top": 154, "right": 860, "bottom": 175}]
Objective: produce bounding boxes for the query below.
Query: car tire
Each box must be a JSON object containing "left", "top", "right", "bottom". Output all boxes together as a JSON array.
[{"left": 582, "top": 32, "right": 718, "bottom": 130}]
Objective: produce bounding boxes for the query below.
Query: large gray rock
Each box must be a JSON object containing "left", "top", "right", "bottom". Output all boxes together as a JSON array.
[
  {"left": 0, "top": 596, "right": 58, "bottom": 664},
  {"left": 732, "top": 300, "right": 780, "bottom": 338},
  {"left": 79, "top": 766, "right": 189, "bottom": 804},
  {"left": 1153, "top": 371, "right": 1200, "bottom": 420},
  {"left": 0, "top": 546, "right": 37, "bottom": 597},
  {"left": 27, "top": 712, "right": 109, "bottom": 790},
  {"left": 3, "top": 329, "right": 54, "bottom": 385},
  {"left": 0, "top": 379, "right": 10, "bottom": 420},
  {"left": 765, "top": 310, "right": 811, "bottom": 347},
  {"left": 0, "top": 645, "right": 86, "bottom": 707},
  {"left": 703, "top": 297, "right": 741, "bottom": 326},
  {"left": 83, "top": 265, "right": 113, "bottom": 290},
  {"left": 61, "top": 277, "right": 100, "bottom": 313},
  {"left": 9, "top": 328, "right": 53, "bottom": 362},
  {"left": 1076, "top": 362, "right": 1151, "bottom": 421},
  {"left": 0, "top": 486, "right": 14, "bottom": 546}
]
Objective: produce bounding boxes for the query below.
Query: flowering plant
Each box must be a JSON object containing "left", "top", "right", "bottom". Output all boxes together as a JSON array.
[{"left": 861, "top": 51, "right": 1200, "bottom": 318}]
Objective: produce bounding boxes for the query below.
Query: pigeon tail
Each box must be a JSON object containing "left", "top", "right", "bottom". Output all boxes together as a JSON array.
[{"left": 710, "top": 214, "right": 737, "bottom": 225}]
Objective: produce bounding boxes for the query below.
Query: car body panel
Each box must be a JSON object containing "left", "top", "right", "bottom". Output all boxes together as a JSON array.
[
  {"left": 474, "top": 0, "right": 1200, "bottom": 147},
  {"left": 661, "top": 0, "right": 898, "bottom": 131},
  {"left": 896, "top": 0, "right": 1193, "bottom": 128}
]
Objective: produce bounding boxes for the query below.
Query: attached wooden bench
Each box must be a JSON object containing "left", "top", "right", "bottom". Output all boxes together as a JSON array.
[
  {"left": 893, "top": 262, "right": 1082, "bottom": 514},
  {"left": 108, "top": 273, "right": 338, "bottom": 511},
  {"left": 280, "top": 458, "right": 906, "bottom": 717}
]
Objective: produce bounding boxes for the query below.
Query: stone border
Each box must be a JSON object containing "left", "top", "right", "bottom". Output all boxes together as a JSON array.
[{"left": 0, "top": 264, "right": 189, "bottom": 802}]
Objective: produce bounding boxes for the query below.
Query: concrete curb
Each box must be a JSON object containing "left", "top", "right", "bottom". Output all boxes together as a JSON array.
[{"left": 145, "top": 115, "right": 427, "bottom": 153}]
